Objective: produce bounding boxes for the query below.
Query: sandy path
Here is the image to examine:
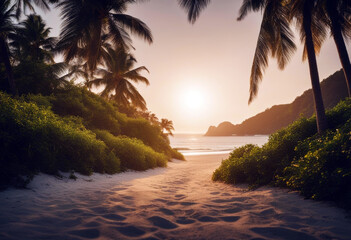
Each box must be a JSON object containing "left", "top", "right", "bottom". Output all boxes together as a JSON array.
[{"left": 0, "top": 154, "right": 350, "bottom": 240}]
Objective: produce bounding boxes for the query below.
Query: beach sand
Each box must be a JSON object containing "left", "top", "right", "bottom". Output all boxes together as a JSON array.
[{"left": 0, "top": 153, "right": 350, "bottom": 240}]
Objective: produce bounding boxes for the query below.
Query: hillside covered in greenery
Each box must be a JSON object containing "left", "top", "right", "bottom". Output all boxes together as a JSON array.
[
  {"left": 206, "top": 70, "right": 348, "bottom": 136},
  {"left": 213, "top": 98, "right": 351, "bottom": 208}
]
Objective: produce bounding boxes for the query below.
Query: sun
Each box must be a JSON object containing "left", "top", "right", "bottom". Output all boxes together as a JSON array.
[{"left": 181, "top": 88, "right": 206, "bottom": 111}]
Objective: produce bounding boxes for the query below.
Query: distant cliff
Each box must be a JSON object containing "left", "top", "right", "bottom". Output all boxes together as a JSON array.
[{"left": 205, "top": 70, "right": 349, "bottom": 136}]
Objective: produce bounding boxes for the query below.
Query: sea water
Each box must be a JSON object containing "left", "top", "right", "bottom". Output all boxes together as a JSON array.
[{"left": 169, "top": 134, "right": 269, "bottom": 156}]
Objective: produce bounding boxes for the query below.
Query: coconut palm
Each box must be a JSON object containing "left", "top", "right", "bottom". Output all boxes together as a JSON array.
[
  {"left": 62, "top": 61, "right": 90, "bottom": 84},
  {"left": 318, "top": 0, "right": 351, "bottom": 96},
  {"left": 0, "top": 0, "right": 16, "bottom": 95},
  {"left": 13, "top": 0, "right": 58, "bottom": 19},
  {"left": 87, "top": 47, "right": 149, "bottom": 110},
  {"left": 178, "top": 0, "right": 210, "bottom": 23},
  {"left": 290, "top": 0, "right": 328, "bottom": 132},
  {"left": 181, "top": 0, "right": 328, "bottom": 132},
  {"left": 160, "top": 118, "right": 174, "bottom": 136},
  {"left": 238, "top": 0, "right": 297, "bottom": 103},
  {"left": 10, "top": 14, "right": 56, "bottom": 63},
  {"left": 56, "top": 0, "right": 153, "bottom": 74}
]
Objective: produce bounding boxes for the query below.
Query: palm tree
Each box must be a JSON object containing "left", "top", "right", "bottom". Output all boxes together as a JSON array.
[
  {"left": 62, "top": 61, "right": 90, "bottom": 84},
  {"left": 0, "top": 0, "right": 16, "bottom": 95},
  {"left": 13, "top": 0, "right": 58, "bottom": 19},
  {"left": 10, "top": 14, "right": 56, "bottom": 63},
  {"left": 290, "top": 0, "right": 328, "bottom": 132},
  {"left": 160, "top": 118, "right": 174, "bottom": 136},
  {"left": 318, "top": 0, "right": 351, "bottom": 96},
  {"left": 87, "top": 47, "right": 150, "bottom": 110},
  {"left": 238, "top": 0, "right": 297, "bottom": 103},
  {"left": 178, "top": 0, "right": 211, "bottom": 23},
  {"left": 181, "top": 0, "right": 328, "bottom": 133},
  {"left": 56, "top": 0, "right": 153, "bottom": 74}
]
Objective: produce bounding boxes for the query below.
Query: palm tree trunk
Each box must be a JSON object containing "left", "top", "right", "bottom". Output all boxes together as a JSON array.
[
  {"left": 0, "top": 38, "right": 17, "bottom": 95},
  {"left": 303, "top": 7, "right": 327, "bottom": 133},
  {"left": 329, "top": 12, "right": 351, "bottom": 96}
]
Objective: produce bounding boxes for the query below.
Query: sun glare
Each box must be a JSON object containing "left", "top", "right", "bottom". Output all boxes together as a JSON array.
[{"left": 182, "top": 88, "right": 206, "bottom": 111}]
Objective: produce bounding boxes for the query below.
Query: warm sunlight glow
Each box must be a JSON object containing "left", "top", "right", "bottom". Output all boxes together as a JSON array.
[{"left": 181, "top": 88, "right": 206, "bottom": 112}]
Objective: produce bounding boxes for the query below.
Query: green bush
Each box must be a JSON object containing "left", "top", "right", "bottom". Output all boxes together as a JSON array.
[
  {"left": 94, "top": 130, "right": 168, "bottom": 171},
  {"left": 280, "top": 120, "right": 351, "bottom": 207},
  {"left": 0, "top": 92, "right": 120, "bottom": 188},
  {"left": 47, "top": 86, "right": 184, "bottom": 160},
  {"left": 51, "top": 86, "right": 125, "bottom": 136},
  {"left": 213, "top": 98, "right": 351, "bottom": 208},
  {"left": 168, "top": 148, "right": 185, "bottom": 160}
]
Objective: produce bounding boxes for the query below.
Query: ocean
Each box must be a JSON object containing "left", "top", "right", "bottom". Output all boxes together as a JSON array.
[{"left": 169, "top": 134, "right": 269, "bottom": 156}]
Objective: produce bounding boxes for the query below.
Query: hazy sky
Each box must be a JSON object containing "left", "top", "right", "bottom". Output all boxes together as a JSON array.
[{"left": 40, "top": 0, "right": 349, "bottom": 133}]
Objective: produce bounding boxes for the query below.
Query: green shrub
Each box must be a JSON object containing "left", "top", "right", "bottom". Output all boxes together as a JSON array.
[
  {"left": 280, "top": 121, "right": 351, "bottom": 207},
  {"left": 121, "top": 117, "right": 169, "bottom": 153},
  {"left": 48, "top": 86, "right": 178, "bottom": 158},
  {"left": 0, "top": 92, "right": 120, "bottom": 188},
  {"left": 94, "top": 130, "right": 168, "bottom": 171},
  {"left": 212, "top": 98, "right": 351, "bottom": 208},
  {"left": 168, "top": 148, "right": 185, "bottom": 160},
  {"left": 51, "top": 86, "right": 125, "bottom": 136}
]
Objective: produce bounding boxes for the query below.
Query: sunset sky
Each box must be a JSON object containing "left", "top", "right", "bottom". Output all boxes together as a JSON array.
[{"left": 41, "top": 0, "right": 349, "bottom": 133}]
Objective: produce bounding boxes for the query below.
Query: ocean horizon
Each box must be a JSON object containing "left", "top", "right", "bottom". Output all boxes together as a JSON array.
[{"left": 169, "top": 134, "right": 269, "bottom": 156}]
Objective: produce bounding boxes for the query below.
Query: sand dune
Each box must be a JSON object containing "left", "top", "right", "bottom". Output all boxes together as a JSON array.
[{"left": 0, "top": 154, "right": 350, "bottom": 240}]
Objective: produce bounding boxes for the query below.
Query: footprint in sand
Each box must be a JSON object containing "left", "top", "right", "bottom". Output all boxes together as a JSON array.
[
  {"left": 158, "top": 208, "right": 175, "bottom": 216},
  {"left": 196, "top": 216, "right": 219, "bottom": 222},
  {"left": 174, "top": 194, "right": 186, "bottom": 200},
  {"left": 223, "top": 207, "right": 242, "bottom": 214},
  {"left": 250, "top": 227, "right": 317, "bottom": 240},
  {"left": 116, "top": 226, "right": 145, "bottom": 237},
  {"left": 176, "top": 217, "right": 196, "bottom": 225},
  {"left": 175, "top": 194, "right": 186, "bottom": 198},
  {"left": 180, "top": 201, "right": 197, "bottom": 206},
  {"left": 141, "top": 237, "right": 160, "bottom": 240},
  {"left": 212, "top": 197, "right": 250, "bottom": 203},
  {"left": 68, "top": 228, "right": 100, "bottom": 239},
  {"left": 219, "top": 216, "right": 240, "bottom": 222},
  {"left": 103, "top": 213, "right": 126, "bottom": 221},
  {"left": 111, "top": 205, "right": 134, "bottom": 212},
  {"left": 83, "top": 221, "right": 101, "bottom": 227},
  {"left": 147, "top": 216, "right": 178, "bottom": 229}
]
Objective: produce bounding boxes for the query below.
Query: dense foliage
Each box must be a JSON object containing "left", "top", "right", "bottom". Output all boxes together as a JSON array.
[
  {"left": 0, "top": 92, "right": 120, "bottom": 188},
  {"left": 94, "top": 130, "right": 168, "bottom": 171},
  {"left": 25, "top": 86, "right": 182, "bottom": 159},
  {"left": 0, "top": 86, "right": 183, "bottom": 188},
  {"left": 213, "top": 98, "right": 351, "bottom": 208}
]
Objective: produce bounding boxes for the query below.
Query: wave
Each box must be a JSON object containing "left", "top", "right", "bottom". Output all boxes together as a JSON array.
[
  {"left": 177, "top": 148, "right": 234, "bottom": 154},
  {"left": 174, "top": 147, "right": 212, "bottom": 151}
]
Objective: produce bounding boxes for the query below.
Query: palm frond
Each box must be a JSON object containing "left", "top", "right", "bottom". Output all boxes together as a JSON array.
[
  {"left": 112, "top": 13, "right": 153, "bottom": 44},
  {"left": 237, "top": 0, "right": 265, "bottom": 21},
  {"left": 178, "top": 0, "right": 210, "bottom": 23}
]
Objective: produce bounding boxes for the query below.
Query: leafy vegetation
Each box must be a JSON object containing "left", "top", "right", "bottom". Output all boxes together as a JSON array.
[
  {"left": 94, "top": 130, "right": 168, "bottom": 171},
  {"left": 213, "top": 98, "right": 351, "bottom": 208},
  {"left": 0, "top": 87, "right": 184, "bottom": 188},
  {"left": 0, "top": 92, "right": 120, "bottom": 188}
]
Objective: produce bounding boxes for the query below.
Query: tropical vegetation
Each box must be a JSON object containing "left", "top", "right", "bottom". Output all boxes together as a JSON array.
[
  {"left": 0, "top": 0, "right": 183, "bottom": 188},
  {"left": 180, "top": 0, "right": 351, "bottom": 207},
  {"left": 212, "top": 98, "right": 351, "bottom": 208}
]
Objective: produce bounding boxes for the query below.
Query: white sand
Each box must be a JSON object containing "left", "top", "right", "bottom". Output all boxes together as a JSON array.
[{"left": 0, "top": 154, "right": 350, "bottom": 240}]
